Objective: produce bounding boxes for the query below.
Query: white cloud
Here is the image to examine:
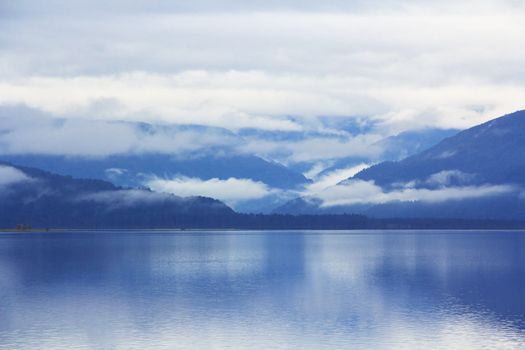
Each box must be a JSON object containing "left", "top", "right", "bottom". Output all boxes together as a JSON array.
[
  {"left": 0, "top": 107, "right": 384, "bottom": 162},
  {"left": 2, "top": 71, "right": 524, "bottom": 134},
  {"left": 298, "top": 169, "right": 516, "bottom": 208},
  {"left": 0, "top": 111, "right": 237, "bottom": 156},
  {"left": 303, "top": 162, "right": 329, "bottom": 180},
  {"left": 426, "top": 170, "right": 475, "bottom": 187},
  {"left": 105, "top": 168, "right": 127, "bottom": 176},
  {"left": 77, "top": 189, "right": 176, "bottom": 207},
  {"left": 240, "top": 134, "right": 383, "bottom": 163},
  {"left": 305, "top": 163, "right": 371, "bottom": 194},
  {"left": 312, "top": 179, "right": 515, "bottom": 208},
  {"left": 0, "top": 72, "right": 371, "bottom": 130},
  {"left": 1, "top": 1, "right": 525, "bottom": 168},
  {"left": 1, "top": 7, "right": 525, "bottom": 134},
  {"left": 2, "top": 0, "right": 525, "bottom": 16},
  {"left": 0, "top": 165, "right": 31, "bottom": 186},
  {"left": 147, "top": 176, "right": 274, "bottom": 206}
]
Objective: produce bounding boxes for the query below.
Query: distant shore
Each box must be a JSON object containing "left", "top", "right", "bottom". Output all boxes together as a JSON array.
[{"left": 3, "top": 220, "right": 525, "bottom": 233}]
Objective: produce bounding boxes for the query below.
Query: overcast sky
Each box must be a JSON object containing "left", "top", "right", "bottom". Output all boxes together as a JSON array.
[
  {"left": 1, "top": 0, "right": 524, "bottom": 133},
  {"left": 2, "top": 0, "right": 525, "bottom": 207}
]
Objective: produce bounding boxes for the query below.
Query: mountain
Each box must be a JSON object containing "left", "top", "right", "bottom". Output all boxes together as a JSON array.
[
  {"left": 0, "top": 162, "right": 235, "bottom": 228},
  {"left": 3, "top": 161, "right": 525, "bottom": 229},
  {"left": 373, "top": 128, "right": 461, "bottom": 162},
  {"left": 276, "top": 110, "right": 525, "bottom": 219},
  {"left": 0, "top": 127, "right": 458, "bottom": 192},
  {"left": 316, "top": 128, "right": 459, "bottom": 178},
  {"left": 0, "top": 154, "right": 310, "bottom": 214},
  {"left": 0, "top": 106, "right": 462, "bottom": 213},
  {"left": 354, "top": 110, "right": 525, "bottom": 187},
  {"left": 0, "top": 153, "right": 309, "bottom": 190},
  {"left": 0, "top": 107, "right": 311, "bottom": 213}
]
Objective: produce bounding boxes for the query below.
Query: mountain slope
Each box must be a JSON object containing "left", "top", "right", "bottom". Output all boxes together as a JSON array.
[
  {"left": 0, "top": 154, "right": 309, "bottom": 190},
  {"left": 276, "top": 110, "right": 525, "bottom": 219},
  {"left": 355, "top": 110, "right": 525, "bottom": 188},
  {"left": 3, "top": 162, "right": 525, "bottom": 229},
  {"left": 316, "top": 128, "right": 459, "bottom": 177},
  {"left": 0, "top": 107, "right": 461, "bottom": 213},
  {"left": 0, "top": 162, "right": 234, "bottom": 228}
]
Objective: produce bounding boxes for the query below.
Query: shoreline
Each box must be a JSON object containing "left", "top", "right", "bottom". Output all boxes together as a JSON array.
[{"left": 3, "top": 227, "right": 525, "bottom": 234}]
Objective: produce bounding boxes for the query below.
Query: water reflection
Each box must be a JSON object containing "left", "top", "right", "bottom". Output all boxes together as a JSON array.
[{"left": 0, "top": 231, "right": 524, "bottom": 349}]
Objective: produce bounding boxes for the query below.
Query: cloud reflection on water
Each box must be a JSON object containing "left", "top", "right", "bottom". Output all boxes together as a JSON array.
[{"left": 0, "top": 231, "right": 524, "bottom": 349}]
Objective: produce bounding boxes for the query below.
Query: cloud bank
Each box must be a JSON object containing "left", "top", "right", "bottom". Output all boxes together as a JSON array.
[
  {"left": 1, "top": 1, "right": 524, "bottom": 136},
  {"left": 0, "top": 105, "right": 386, "bottom": 163},
  {"left": 304, "top": 163, "right": 371, "bottom": 193},
  {"left": 77, "top": 189, "right": 184, "bottom": 208},
  {"left": 147, "top": 176, "right": 273, "bottom": 206},
  {"left": 1, "top": 0, "right": 525, "bottom": 206},
  {"left": 302, "top": 170, "right": 516, "bottom": 208},
  {"left": 316, "top": 180, "right": 515, "bottom": 208},
  {"left": 0, "top": 165, "right": 31, "bottom": 187},
  {"left": 0, "top": 107, "right": 237, "bottom": 156}
]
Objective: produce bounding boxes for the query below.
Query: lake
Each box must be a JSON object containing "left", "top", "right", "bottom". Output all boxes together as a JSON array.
[{"left": 0, "top": 230, "right": 524, "bottom": 349}]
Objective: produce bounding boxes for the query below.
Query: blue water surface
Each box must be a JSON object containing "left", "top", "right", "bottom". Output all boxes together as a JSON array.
[{"left": 0, "top": 230, "right": 524, "bottom": 349}]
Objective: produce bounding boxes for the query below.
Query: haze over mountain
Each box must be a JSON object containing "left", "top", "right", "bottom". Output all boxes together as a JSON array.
[
  {"left": 0, "top": 105, "right": 458, "bottom": 213},
  {"left": 354, "top": 110, "right": 525, "bottom": 188},
  {"left": 277, "top": 110, "right": 525, "bottom": 219},
  {"left": 2, "top": 0, "right": 525, "bottom": 220},
  {"left": 0, "top": 154, "right": 308, "bottom": 194},
  {"left": 3, "top": 160, "right": 523, "bottom": 230},
  {"left": 316, "top": 128, "right": 459, "bottom": 178},
  {"left": 0, "top": 161, "right": 234, "bottom": 228}
]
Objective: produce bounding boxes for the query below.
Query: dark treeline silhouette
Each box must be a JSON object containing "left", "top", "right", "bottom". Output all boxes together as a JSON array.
[
  {"left": 4, "top": 210, "right": 525, "bottom": 230},
  {"left": 3, "top": 160, "right": 525, "bottom": 230}
]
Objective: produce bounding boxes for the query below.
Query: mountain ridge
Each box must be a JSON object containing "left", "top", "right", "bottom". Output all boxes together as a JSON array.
[
  {"left": 276, "top": 110, "right": 525, "bottom": 219},
  {"left": 353, "top": 110, "right": 525, "bottom": 188},
  {"left": 0, "top": 161, "right": 235, "bottom": 228}
]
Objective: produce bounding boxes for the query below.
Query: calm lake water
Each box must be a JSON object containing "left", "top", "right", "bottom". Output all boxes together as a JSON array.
[{"left": 0, "top": 230, "right": 524, "bottom": 349}]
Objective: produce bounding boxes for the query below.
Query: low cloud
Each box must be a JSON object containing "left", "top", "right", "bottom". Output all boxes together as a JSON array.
[
  {"left": 239, "top": 135, "right": 383, "bottom": 163},
  {"left": 314, "top": 180, "right": 515, "bottom": 208},
  {"left": 305, "top": 163, "right": 371, "bottom": 193},
  {"left": 425, "top": 170, "right": 475, "bottom": 187},
  {"left": 77, "top": 189, "right": 176, "bottom": 207},
  {"left": 0, "top": 106, "right": 383, "bottom": 163},
  {"left": 3, "top": 71, "right": 521, "bottom": 135},
  {"left": 105, "top": 168, "right": 127, "bottom": 176},
  {"left": 0, "top": 106, "right": 237, "bottom": 156},
  {"left": 0, "top": 165, "right": 31, "bottom": 186},
  {"left": 147, "top": 176, "right": 274, "bottom": 206}
]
